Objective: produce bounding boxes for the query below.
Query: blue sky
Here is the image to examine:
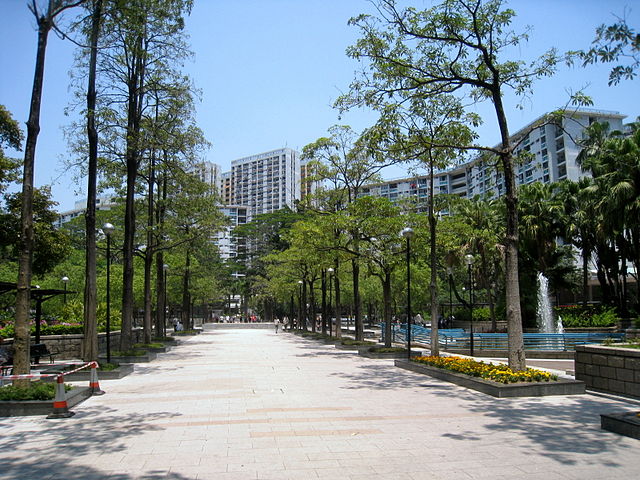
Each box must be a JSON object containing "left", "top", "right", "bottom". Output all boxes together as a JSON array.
[{"left": 1, "top": 0, "right": 639, "bottom": 212}]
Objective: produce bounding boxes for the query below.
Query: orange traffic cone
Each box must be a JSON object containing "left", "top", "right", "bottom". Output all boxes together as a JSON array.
[
  {"left": 47, "top": 375, "right": 75, "bottom": 419},
  {"left": 89, "top": 361, "right": 105, "bottom": 395}
]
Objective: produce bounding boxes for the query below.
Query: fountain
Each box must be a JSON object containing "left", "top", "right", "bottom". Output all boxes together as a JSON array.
[{"left": 536, "top": 272, "right": 561, "bottom": 333}]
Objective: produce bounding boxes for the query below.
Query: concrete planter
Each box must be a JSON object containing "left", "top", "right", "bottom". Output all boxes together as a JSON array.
[
  {"left": 395, "top": 360, "right": 585, "bottom": 398},
  {"left": 63, "top": 363, "right": 134, "bottom": 381},
  {"left": 575, "top": 344, "right": 640, "bottom": 398},
  {"left": 359, "top": 349, "right": 422, "bottom": 359},
  {"left": 0, "top": 386, "right": 92, "bottom": 417},
  {"left": 335, "top": 342, "right": 376, "bottom": 351},
  {"left": 135, "top": 345, "right": 168, "bottom": 353},
  {"left": 99, "top": 351, "right": 157, "bottom": 363},
  {"left": 601, "top": 412, "right": 640, "bottom": 440}
]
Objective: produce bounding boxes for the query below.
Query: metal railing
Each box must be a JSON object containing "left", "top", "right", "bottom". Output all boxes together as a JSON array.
[{"left": 381, "top": 323, "right": 626, "bottom": 352}]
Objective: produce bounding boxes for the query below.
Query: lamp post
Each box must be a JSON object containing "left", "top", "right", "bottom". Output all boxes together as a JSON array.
[
  {"left": 298, "top": 280, "right": 303, "bottom": 331},
  {"left": 327, "top": 267, "right": 334, "bottom": 337},
  {"left": 447, "top": 267, "right": 453, "bottom": 327},
  {"left": 163, "top": 264, "right": 169, "bottom": 338},
  {"left": 103, "top": 222, "right": 114, "bottom": 364},
  {"left": 61, "top": 276, "right": 69, "bottom": 304},
  {"left": 465, "top": 253, "right": 474, "bottom": 357},
  {"left": 401, "top": 227, "right": 415, "bottom": 360}
]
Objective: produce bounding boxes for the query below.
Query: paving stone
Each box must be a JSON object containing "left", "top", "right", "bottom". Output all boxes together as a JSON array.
[{"left": 1, "top": 326, "right": 640, "bottom": 480}]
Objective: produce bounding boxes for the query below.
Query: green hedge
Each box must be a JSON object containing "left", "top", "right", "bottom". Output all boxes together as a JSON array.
[
  {"left": 0, "top": 382, "right": 71, "bottom": 401},
  {"left": 554, "top": 305, "right": 619, "bottom": 328},
  {"left": 0, "top": 321, "right": 124, "bottom": 339}
]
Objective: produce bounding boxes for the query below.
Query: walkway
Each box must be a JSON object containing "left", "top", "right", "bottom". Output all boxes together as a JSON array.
[{"left": 1, "top": 326, "right": 639, "bottom": 479}]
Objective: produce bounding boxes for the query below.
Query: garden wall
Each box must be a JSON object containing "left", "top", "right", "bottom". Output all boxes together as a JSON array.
[
  {"left": 575, "top": 344, "right": 640, "bottom": 399},
  {"left": 2, "top": 328, "right": 145, "bottom": 360}
]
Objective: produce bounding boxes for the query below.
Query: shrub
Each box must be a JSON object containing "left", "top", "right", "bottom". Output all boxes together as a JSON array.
[
  {"left": 0, "top": 381, "right": 71, "bottom": 401},
  {"left": 341, "top": 338, "right": 374, "bottom": 346},
  {"left": 98, "top": 362, "right": 120, "bottom": 372},
  {"left": 369, "top": 346, "right": 406, "bottom": 353},
  {"left": 41, "top": 324, "right": 84, "bottom": 335},
  {"left": 555, "top": 305, "right": 618, "bottom": 328},
  {"left": 452, "top": 306, "right": 497, "bottom": 323},
  {"left": 112, "top": 349, "right": 146, "bottom": 357},
  {"left": 133, "top": 342, "right": 164, "bottom": 349}
]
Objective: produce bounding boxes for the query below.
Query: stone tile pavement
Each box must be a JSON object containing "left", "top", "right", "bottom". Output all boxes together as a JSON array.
[{"left": 1, "top": 326, "right": 639, "bottom": 479}]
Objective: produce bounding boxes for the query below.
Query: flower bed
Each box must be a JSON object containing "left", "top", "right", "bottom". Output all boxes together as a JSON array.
[
  {"left": 395, "top": 356, "right": 585, "bottom": 397},
  {"left": 412, "top": 355, "right": 557, "bottom": 384}
]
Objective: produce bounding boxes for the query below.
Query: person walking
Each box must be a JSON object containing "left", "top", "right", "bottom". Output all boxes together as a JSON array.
[{"left": 274, "top": 318, "right": 280, "bottom": 334}]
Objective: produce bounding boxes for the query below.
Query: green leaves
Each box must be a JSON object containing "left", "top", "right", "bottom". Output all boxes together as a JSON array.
[{"left": 577, "top": 19, "right": 640, "bottom": 85}]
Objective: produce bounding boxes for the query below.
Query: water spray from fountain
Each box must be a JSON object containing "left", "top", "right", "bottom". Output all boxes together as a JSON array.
[{"left": 536, "top": 272, "right": 562, "bottom": 333}]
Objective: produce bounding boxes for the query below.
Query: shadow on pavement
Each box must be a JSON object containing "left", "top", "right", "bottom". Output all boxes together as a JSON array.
[
  {"left": 327, "top": 354, "right": 637, "bottom": 467},
  {"left": 0, "top": 408, "right": 189, "bottom": 480}
]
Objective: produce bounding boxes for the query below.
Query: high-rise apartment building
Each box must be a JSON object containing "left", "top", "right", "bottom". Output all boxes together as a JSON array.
[
  {"left": 54, "top": 195, "right": 118, "bottom": 228},
  {"left": 215, "top": 205, "right": 249, "bottom": 260},
  {"left": 230, "top": 148, "right": 300, "bottom": 218},
  {"left": 468, "top": 108, "right": 625, "bottom": 198},
  {"left": 361, "top": 108, "right": 626, "bottom": 204},
  {"left": 193, "top": 161, "right": 223, "bottom": 196}
]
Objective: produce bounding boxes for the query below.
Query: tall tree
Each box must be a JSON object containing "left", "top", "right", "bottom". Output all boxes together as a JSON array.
[
  {"left": 451, "top": 196, "right": 504, "bottom": 331},
  {"left": 302, "top": 125, "right": 397, "bottom": 341},
  {"left": 80, "top": 0, "right": 104, "bottom": 362},
  {"left": 360, "top": 95, "right": 474, "bottom": 354},
  {"left": 338, "top": 0, "right": 558, "bottom": 370},
  {"left": 94, "top": 0, "right": 193, "bottom": 350},
  {"left": 14, "top": 0, "right": 84, "bottom": 379}
]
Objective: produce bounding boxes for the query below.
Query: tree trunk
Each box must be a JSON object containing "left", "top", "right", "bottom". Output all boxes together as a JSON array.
[
  {"left": 493, "top": 91, "right": 526, "bottom": 371},
  {"left": 120, "top": 159, "right": 137, "bottom": 350},
  {"left": 334, "top": 259, "right": 342, "bottom": 339},
  {"left": 301, "top": 279, "right": 307, "bottom": 330},
  {"left": 142, "top": 149, "right": 156, "bottom": 344},
  {"left": 428, "top": 159, "right": 439, "bottom": 356},
  {"left": 182, "top": 249, "right": 191, "bottom": 330},
  {"left": 352, "top": 256, "right": 363, "bottom": 341},
  {"left": 321, "top": 270, "right": 327, "bottom": 335},
  {"left": 120, "top": 28, "right": 146, "bottom": 351},
  {"left": 82, "top": 0, "right": 103, "bottom": 362},
  {"left": 382, "top": 271, "right": 392, "bottom": 348},
  {"left": 14, "top": 12, "right": 54, "bottom": 380},
  {"left": 155, "top": 251, "right": 165, "bottom": 339},
  {"left": 309, "top": 280, "right": 317, "bottom": 332},
  {"left": 582, "top": 248, "right": 589, "bottom": 308},
  {"left": 154, "top": 171, "right": 168, "bottom": 338}
]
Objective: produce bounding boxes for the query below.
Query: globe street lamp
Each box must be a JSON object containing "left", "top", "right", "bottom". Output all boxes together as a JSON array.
[
  {"left": 465, "top": 253, "right": 475, "bottom": 357},
  {"left": 401, "top": 227, "right": 415, "bottom": 360},
  {"left": 103, "top": 222, "right": 115, "bottom": 364},
  {"left": 327, "top": 267, "right": 334, "bottom": 337},
  {"left": 61, "top": 276, "right": 69, "bottom": 304}
]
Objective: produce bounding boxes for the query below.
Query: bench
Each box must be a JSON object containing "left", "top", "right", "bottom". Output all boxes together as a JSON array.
[{"left": 30, "top": 343, "right": 56, "bottom": 363}]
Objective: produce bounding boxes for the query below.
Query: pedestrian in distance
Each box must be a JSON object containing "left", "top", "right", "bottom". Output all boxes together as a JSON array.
[{"left": 274, "top": 318, "right": 280, "bottom": 334}]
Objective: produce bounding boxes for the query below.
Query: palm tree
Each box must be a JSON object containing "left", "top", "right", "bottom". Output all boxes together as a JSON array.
[
  {"left": 556, "top": 178, "right": 599, "bottom": 307},
  {"left": 452, "top": 196, "right": 504, "bottom": 331},
  {"left": 576, "top": 121, "right": 640, "bottom": 312}
]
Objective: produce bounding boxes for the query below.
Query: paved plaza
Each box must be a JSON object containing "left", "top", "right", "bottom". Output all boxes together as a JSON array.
[{"left": 1, "top": 326, "right": 639, "bottom": 479}]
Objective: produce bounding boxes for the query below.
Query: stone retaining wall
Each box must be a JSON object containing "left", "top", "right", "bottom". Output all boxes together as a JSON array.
[
  {"left": 2, "top": 329, "right": 145, "bottom": 360},
  {"left": 575, "top": 344, "right": 640, "bottom": 398}
]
